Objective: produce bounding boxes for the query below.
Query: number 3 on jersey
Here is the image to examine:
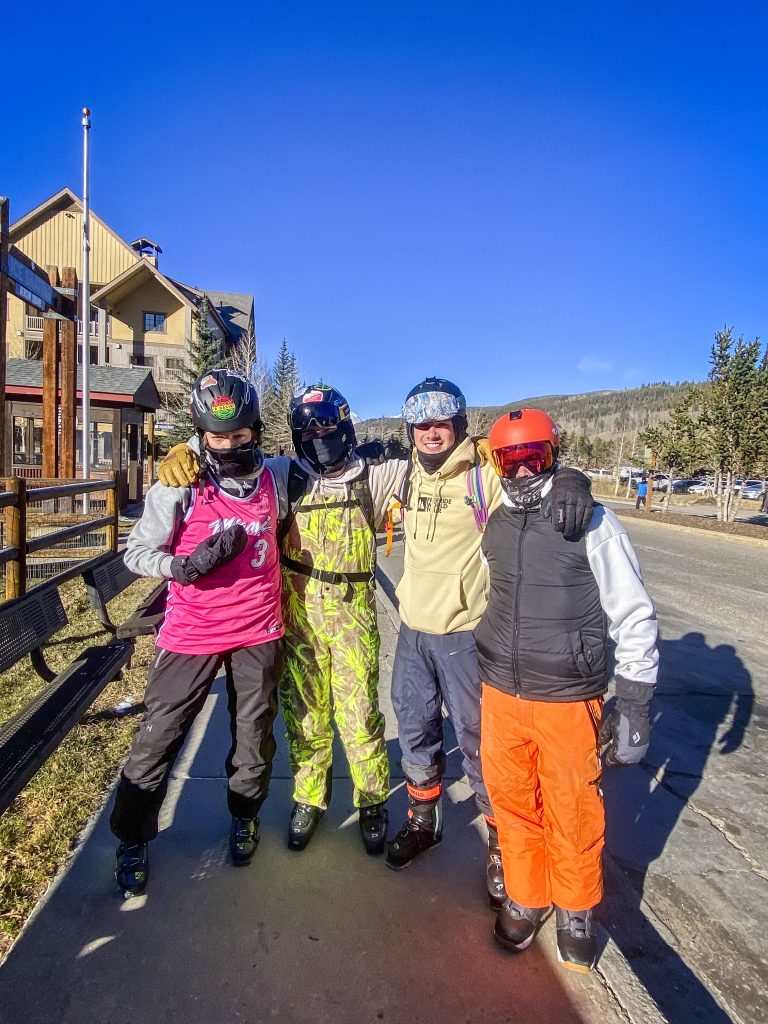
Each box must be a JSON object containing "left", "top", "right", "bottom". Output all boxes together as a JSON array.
[{"left": 251, "top": 538, "right": 268, "bottom": 569}]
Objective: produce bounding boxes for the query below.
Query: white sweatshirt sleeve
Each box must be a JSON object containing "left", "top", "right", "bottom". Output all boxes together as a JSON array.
[
  {"left": 585, "top": 505, "right": 659, "bottom": 692},
  {"left": 124, "top": 482, "right": 191, "bottom": 579}
]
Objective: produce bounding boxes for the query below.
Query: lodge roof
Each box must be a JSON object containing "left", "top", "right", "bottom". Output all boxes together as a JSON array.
[{"left": 5, "top": 359, "right": 161, "bottom": 410}]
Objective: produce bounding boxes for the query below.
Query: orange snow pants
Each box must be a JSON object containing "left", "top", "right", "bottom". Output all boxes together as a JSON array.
[{"left": 481, "top": 683, "right": 604, "bottom": 911}]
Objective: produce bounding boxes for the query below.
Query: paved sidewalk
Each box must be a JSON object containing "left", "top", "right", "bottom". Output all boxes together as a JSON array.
[{"left": 0, "top": 587, "right": 625, "bottom": 1024}]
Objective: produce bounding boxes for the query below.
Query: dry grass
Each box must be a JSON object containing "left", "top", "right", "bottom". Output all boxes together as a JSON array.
[{"left": 0, "top": 575, "right": 160, "bottom": 958}]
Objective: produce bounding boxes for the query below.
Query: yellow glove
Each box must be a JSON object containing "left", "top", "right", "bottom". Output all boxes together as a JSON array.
[
  {"left": 474, "top": 437, "right": 492, "bottom": 467},
  {"left": 158, "top": 444, "right": 201, "bottom": 487}
]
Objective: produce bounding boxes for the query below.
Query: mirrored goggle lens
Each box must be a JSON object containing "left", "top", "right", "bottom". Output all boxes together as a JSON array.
[
  {"left": 290, "top": 401, "right": 340, "bottom": 431},
  {"left": 492, "top": 442, "right": 554, "bottom": 478},
  {"left": 402, "top": 392, "right": 462, "bottom": 424}
]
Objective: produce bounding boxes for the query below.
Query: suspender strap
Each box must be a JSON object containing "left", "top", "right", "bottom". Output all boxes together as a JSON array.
[{"left": 280, "top": 556, "right": 375, "bottom": 602}]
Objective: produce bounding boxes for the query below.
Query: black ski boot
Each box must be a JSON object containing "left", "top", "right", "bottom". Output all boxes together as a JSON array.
[
  {"left": 229, "top": 817, "right": 259, "bottom": 866},
  {"left": 386, "top": 785, "right": 442, "bottom": 870},
  {"left": 494, "top": 899, "right": 552, "bottom": 951},
  {"left": 115, "top": 842, "right": 149, "bottom": 899},
  {"left": 288, "top": 802, "right": 324, "bottom": 851},
  {"left": 486, "top": 821, "right": 507, "bottom": 911},
  {"left": 555, "top": 907, "right": 598, "bottom": 973},
  {"left": 359, "top": 803, "right": 388, "bottom": 855}
]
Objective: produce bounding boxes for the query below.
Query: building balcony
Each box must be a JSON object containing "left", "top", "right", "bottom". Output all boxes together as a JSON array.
[{"left": 24, "top": 314, "right": 111, "bottom": 338}]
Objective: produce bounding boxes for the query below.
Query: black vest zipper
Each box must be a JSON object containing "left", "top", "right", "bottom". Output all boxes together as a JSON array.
[{"left": 513, "top": 511, "right": 527, "bottom": 695}]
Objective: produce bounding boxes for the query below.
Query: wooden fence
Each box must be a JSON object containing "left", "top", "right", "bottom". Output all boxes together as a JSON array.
[{"left": 0, "top": 475, "right": 121, "bottom": 602}]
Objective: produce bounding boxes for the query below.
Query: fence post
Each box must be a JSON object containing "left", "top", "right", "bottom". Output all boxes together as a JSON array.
[
  {"left": 5, "top": 476, "right": 26, "bottom": 601},
  {"left": 106, "top": 472, "right": 118, "bottom": 553}
]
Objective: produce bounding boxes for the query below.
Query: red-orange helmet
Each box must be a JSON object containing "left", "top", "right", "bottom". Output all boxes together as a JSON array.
[{"left": 489, "top": 409, "right": 560, "bottom": 478}]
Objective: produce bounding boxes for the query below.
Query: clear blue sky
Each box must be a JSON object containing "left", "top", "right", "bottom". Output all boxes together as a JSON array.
[{"left": 4, "top": 2, "right": 768, "bottom": 418}]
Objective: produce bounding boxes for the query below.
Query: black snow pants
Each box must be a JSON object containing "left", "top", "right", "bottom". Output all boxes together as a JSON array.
[{"left": 110, "top": 641, "right": 283, "bottom": 845}]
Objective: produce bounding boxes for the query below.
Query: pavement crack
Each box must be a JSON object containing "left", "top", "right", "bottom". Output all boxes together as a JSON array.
[{"left": 642, "top": 763, "right": 768, "bottom": 880}]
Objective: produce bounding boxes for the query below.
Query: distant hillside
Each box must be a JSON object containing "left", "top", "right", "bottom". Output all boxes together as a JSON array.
[{"left": 358, "top": 381, "right": 697, "bottom": 441}]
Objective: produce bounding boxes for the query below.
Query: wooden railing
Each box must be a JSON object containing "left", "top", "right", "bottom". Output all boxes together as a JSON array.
[{"left": 0, "top": 475, "right": 120, "bottom": 601}]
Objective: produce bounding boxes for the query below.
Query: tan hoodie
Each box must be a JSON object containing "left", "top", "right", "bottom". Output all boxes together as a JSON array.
[{"left": 395, "top": 437, "right": 503, "bottom": 634}]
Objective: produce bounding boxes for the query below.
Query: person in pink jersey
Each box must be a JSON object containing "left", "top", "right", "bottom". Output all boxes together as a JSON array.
[{"left": 110, "top": 369, "right": 285, "bottom": 898}]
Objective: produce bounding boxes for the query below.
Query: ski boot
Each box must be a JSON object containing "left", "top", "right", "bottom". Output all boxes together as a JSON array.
[
  {"left": 229, "top": 817, "right": 259, "bottom": 866},
  {"left": 359, "top": 802, "right": 389, "bottom": 855},
  {"left": 287, "top": 802, "right": 324, "bottom": 851},
  {"left": 115, "top": 842, "right": 149, "bottom": 899},
  {"left": 555, "top": 907, "right": 598, "bottom": 973},
  {"left": 385, "top": 782, "right": 442, "bottom": 870},
  {"left": 486, "top": 819, "right": 507, "bottom": 911},
  {"left": 494, "top": 899, "right": 552, "bottom": 951}
]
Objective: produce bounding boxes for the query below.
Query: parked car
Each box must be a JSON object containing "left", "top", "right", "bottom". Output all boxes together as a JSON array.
[
  {"left": 669, "top": 478, "right": 703, "bottom": 494},
  {"left": 688, "top": 480, "right": 714, "bottom": 495},
  {"left": 742, "top": 481, "right": 766, "bottom": 500}
]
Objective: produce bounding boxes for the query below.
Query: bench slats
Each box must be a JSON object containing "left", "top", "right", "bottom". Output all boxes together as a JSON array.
[
  {"left": 0, "top": 588, "right": 68, "bottom": 674},
  {"left": 0, "top": 640, "right": 133, "bottom": 816}
]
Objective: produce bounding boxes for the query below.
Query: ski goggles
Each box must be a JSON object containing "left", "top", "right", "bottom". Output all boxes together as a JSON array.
[
  {"left": 492, "top": 441, "right": 555, "bottom": 478},
  {"left": 289, "top": 400, "right": 344, "bottom": 432},
  {"left": 402, "top": 391, "right": 464, "bottom": 425}
]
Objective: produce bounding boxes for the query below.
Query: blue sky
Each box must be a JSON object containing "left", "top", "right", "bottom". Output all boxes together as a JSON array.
[{"left": 4, "top": 2, "right": 768, "bottom": 418}]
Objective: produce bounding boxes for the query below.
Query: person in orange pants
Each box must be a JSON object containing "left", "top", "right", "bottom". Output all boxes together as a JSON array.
[{"left": 476, "top": 409, "right": 658, "bottom": 972}]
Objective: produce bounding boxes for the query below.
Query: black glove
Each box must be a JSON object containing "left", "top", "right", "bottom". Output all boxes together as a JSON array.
[
  {"left": 170, "top": 524, "right": 248, "bottom": 585},
  {"left": 542, "top": 468, "right": 595, "bottom": 539},
  {"left": 599, "top": 683, "right": 652, "bottom": 767},
  {"left": 355, "top": 438, "right": 410, "bottom": 466},
  {"left": 354, "top": 440, "right": 387, "bottom": 465}
]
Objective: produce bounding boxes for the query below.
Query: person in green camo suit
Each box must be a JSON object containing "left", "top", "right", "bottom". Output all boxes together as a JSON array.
[{"left": 280, "top": 384, "right": 403, "bottom": 854}]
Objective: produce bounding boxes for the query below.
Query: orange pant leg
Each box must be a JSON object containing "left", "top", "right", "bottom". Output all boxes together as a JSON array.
[
  {"left": 481, "top": 684, "right": 550, "bottom": 908},
  {"left": 533, "top": 697, "right": 605, "bottom": 910}
]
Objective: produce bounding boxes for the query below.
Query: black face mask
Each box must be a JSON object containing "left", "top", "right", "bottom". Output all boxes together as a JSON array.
[
  {"left": 204, "top": 441, "right": 263, "bottom": 479},
  {"left": 301, "top": 433, "right": 351, "bottom": 473}
]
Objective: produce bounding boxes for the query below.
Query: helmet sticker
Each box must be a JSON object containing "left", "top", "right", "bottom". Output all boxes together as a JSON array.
[
  {"left": 199, "top": 374, "right": 218, "bottom": 390},
  {"left": 303, "top": 389, "right": 325, "bottom": 403},
  {"left": 211, "top": 395, "right": 237, "bottom": 420}
]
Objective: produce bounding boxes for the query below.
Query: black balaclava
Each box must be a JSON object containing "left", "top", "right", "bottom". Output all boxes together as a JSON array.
[
  {"left": 300, "top": 423, "right": 355, "bottom": 473},
  {"left": 203, "top": 440, "right": 264, "bottom": 479},
  {"left": 414, "top": 414, "right": 468, "bottom": 474},
  {"left": 500, "top": 465, "right": 556, "bottom": 511}
]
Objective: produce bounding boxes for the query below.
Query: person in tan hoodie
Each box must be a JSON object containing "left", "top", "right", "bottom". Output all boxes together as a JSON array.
[{"left": 384, "top": 378, "right": 595, "bottom": 913}]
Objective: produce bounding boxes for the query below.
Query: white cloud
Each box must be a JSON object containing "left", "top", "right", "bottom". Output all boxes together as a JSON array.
[{"left": 577, "top": 356, "right": 613, "bottom": 373}]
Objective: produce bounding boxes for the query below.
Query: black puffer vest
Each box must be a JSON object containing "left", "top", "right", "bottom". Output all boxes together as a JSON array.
[{"left": 475, "top": 503, "right": 608, "bottom": 701}]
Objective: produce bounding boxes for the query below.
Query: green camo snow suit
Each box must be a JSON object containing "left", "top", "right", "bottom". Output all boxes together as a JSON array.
[{"left": 279, "top": 464, "right": 389, "bottom": 809}]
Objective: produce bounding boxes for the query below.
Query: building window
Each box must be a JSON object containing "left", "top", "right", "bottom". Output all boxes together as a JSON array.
[
  {"left": 25, "top": 339, "right": 43, "bottom": 360},
  {"left": 77, "top": 344, "right": 99, "bottom": 365},
  {"left": 130, "top": 354, "right": 156, "bottom": 368},
  {"left": 143, "top": 311, "right": 166, "bottom": 333}
]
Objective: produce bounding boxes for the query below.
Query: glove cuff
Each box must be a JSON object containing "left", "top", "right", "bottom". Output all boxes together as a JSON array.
[{"left": 614, "top": 675, "right": 654, "bottom": 710}]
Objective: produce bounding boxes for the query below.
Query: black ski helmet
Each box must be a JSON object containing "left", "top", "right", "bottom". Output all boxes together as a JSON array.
[
  {"left": 401, "top": 377, "right": 467, "bottom": 442},
  {"left": 190, "top": 368, "right": 262, "bottom": 439},
  {"left": 288, "top": 384, "right": 356, "bottom": 453}
]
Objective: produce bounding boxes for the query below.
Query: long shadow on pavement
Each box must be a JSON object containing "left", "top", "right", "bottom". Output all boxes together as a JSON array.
[{"left": 603, "top": 632, "right": 756, "bottom": 1023}]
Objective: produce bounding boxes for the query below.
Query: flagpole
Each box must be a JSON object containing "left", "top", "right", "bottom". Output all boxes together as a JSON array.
[{"left": 81, "top": 107, "right": 91, "bottom": 512}]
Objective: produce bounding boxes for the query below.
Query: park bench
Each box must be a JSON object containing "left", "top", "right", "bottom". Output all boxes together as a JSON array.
[
  {"left": 82, "top": 551, "right": 167, "bottom": 640},
  {"left": 0, "top": 583, "right": 135, "bottom": 815}
]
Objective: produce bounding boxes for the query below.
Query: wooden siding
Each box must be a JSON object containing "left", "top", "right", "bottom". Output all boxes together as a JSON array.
[{"left": 15, "top": 209, "right": 137, "bottom": 283}]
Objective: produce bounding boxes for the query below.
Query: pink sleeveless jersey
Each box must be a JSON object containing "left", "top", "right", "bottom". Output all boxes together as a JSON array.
[{"left": 157, "top": 470, "right": 283, "bottom": 655}]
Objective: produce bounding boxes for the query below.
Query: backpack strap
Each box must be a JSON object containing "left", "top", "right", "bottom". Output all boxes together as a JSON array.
[{"left": 465, "top": 460, "right": 488, "bottom": 533}]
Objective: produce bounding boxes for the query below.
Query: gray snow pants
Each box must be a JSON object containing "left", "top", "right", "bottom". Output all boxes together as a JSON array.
[
  {"left": 110, "top": 641, "right": 283, "bottom": 845},
  {"left": 390, "top": 623, "right": 491, "bottom": 816}
]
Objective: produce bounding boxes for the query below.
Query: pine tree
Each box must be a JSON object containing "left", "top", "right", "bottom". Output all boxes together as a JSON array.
[
  {"left": 261, "top": 338, "right": 303, "bottom": 455},
  {"left": 163, "top": 297, "right": 224, "bottom": 449}
]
